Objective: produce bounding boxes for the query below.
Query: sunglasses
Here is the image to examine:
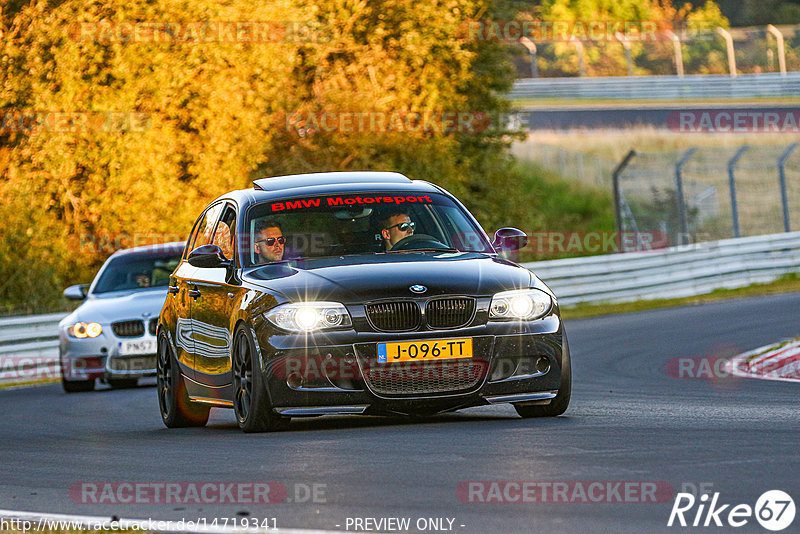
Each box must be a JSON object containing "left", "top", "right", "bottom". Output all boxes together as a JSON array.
[
  {"left": 258, "top": 236, "right": 286, "bottom": 246},
  {"left": 384, "top": 221, "right": 415, "bottom": 232}
]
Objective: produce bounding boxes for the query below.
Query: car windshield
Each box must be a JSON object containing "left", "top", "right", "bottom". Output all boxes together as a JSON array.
[
  {"left": 92, "top": 252, "right": 182, "bottom": 294},
  {"left": 241, "top": 191, "right": 494, "bottom": 267}
]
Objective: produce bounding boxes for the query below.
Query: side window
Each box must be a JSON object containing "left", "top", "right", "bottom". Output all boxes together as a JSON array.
[
  {"left": 212, "top": 204, "right": 237, "bottom": 260},
  {"left": 187, "top": 203, "right": 224, "bottom": 254}
]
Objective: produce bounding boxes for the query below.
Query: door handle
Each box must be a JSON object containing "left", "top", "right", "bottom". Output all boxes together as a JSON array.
[
  {"left": 188, "top": 289, "right": 201, "bottom": 299},
  {"left": 168, "top": 285, "right": 179, "bottom": 294}
]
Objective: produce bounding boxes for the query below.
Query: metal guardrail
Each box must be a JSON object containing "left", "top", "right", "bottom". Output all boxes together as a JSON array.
[
  {"left": 0, "top": 312, "right": 67, "bottom": 383},
  {"left": 524, "top": 232, "right": 800, "bottom": 306},
  {"left": 511, "top": 72, "right": 800, "bottom": 100}
]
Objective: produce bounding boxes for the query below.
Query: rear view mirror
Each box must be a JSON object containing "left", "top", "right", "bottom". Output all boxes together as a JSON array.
[
  {"left": 187, "top": 244, "right": 232, "bottom": 269},
  {"left": 63, "top": 284, "right": 89, "bottom": 301},
  {"left": 492, "top": 228, "right": 528, "bottom": 252}
]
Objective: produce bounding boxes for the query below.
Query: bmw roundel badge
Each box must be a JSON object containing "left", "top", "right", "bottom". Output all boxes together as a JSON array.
[{"left": 409, "top": 285, "right": 427, "bottom": 294}]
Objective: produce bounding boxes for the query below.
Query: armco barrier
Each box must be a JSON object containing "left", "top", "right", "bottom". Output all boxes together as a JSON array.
[
  {"left": 511, "top": 72, "right": 800, "bottom": 100},
  {"left": 0, "top": 312, "right": 67, "bottom": 383},
  {"left": 524, "top": 232, "right": 800, "bottom": 306}
]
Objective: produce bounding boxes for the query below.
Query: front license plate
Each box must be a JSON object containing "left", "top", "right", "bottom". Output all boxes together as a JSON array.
[
  {"left": 119, "top": 339, "right": 156, "bottom": 356},
  {"left": 377, "top": 338, "right": 473, "bottom": 364}
]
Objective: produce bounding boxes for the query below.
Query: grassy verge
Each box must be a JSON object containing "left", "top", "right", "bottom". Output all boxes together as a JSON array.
[
  {"left": 517, "top": 127, "right": 800, "bottom": 161},
  {"left": 562, "top": 273, "right": 800, "bottom": 320}
]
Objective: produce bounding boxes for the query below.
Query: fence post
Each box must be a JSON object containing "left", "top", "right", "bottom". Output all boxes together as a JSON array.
[
  {"left": 728, "top": 145, "right": 749, "bottom": 238},
  {"left": 666, "top": 30, "right": 684, "bottom": 77},
  {"left": 612, "top": 150, "right": 637, "bottom": 250},
  {"left": 716, "top": 27, "right": 737, "bottom": 77},
  {"left": 616, "top": 32, "right": 634, "bottom": 76},
  {"left": 520, "top": 37, "right": 538, "bottom": 78},
  {"left": 778, "top": 142, "right": 799, "bottom": 232},
  {"left": 675, "top": 147, "right": 697, "bottom": 245},
  {"left": 767, "top": 25, "right": 787, "bottom": 76},
  {"left": 571, "top": 38, "right": 586, "bottom": 76}
]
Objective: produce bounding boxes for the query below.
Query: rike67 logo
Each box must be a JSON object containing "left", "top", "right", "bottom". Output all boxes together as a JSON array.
[{"left": 668, "top": 490, "right": 795, "bottom": 531}]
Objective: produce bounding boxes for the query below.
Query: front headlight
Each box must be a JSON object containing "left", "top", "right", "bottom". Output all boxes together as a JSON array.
[
  {"left": 67, "top": 322, "right": 103, "bottom": 338},
  {"left": 489, "top": 289, "right": 552, "bottom": 321},
  {"left": 265, "top": 302, "right": 353, "bottom": 332}
]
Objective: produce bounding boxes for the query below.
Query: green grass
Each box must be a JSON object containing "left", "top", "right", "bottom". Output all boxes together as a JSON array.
[
  {"left": 562, "top": 273, "right": 800, "bottom": 319},
  {"left": 511, "top": 160, "right": 616, "bottom": 262}
]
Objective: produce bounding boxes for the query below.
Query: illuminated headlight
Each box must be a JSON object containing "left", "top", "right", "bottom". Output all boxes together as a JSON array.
[
  {"left": 489, "top": 289, "right": 552, "bottom": 320},
  {"left": 67, "top": 322, "right": 103, "bottom": 338},
  {"left": 265, "top": 302, "right": 352, "bottom": 332}
]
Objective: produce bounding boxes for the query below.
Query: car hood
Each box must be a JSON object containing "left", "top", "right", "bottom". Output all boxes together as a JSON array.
[
  {"left": 243, "top": 252, "right": 534, "bottom": 303},
  {"left": 60, "top": 288, "right": 170, "bottom": 326}
]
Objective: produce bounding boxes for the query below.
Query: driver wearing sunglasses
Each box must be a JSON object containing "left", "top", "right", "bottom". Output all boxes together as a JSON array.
[
  {"left": 381, "top": 212, "right": 415, "bottom": 251},
  {"left": 254, "top": 219, "right": 286, "bottom": 263}
]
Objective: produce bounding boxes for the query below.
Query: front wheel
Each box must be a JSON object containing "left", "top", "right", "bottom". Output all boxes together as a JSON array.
[
  {"left": 60, "top": 353, "right": 95, "bottom": 393},
  {"left": 157, "top": 332, "right": 209, "bottom": 428},
  {"left": 515, "top": 332, "right": 572, "bottom": 418},
  {"left": 232, "top": 326, "right": 289, "bottom": 433}
]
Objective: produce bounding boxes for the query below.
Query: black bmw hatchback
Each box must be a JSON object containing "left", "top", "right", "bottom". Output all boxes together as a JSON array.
[{"left": 157, "top": 171, "right": 570, "bottom": 432}]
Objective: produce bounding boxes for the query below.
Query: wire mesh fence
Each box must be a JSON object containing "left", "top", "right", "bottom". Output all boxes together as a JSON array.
[
  {"left": 512, "top": 24, "right": 800, "bottom": 78},
  {"left": 614, "top": 143, "right": 800, "bottom": 249}
]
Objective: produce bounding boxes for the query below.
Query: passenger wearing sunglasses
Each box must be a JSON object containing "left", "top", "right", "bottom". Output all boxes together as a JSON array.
[
  {"left": 254, "top": 219, "right": 286, "bottom": 263},
  {"left": 380, "top": 212, "right": 415, "bottom": 251}
]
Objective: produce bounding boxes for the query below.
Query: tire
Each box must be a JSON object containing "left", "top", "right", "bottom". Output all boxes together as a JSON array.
[
  {"left": 107, "top": 378, "right": 138, "bottom": 389},
  {"left": 60, "top": 353, "right": 95, "bottom": 393},
  {"left": 157, "top": 332, "right": 209, "bottom": 428},
  {"left": 62, "top": 377, "right": 95, "bottom": 393},
  {"left": 232, "top": 326, "right": 289, "bottom": 433},
  {"left": 515, "top": 331, "right": 572, "bottom": 418}
]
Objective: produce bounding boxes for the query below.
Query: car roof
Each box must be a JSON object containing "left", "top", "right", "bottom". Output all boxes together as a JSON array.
[
  {"left": 219, "top": 171, "right": 446, "bottom": 206},
  {"left": 110, "top": 241, "right": 187, "bottom": 257},
  {"left": 253, "top": 171, "right": 413, "bottom": 191}
]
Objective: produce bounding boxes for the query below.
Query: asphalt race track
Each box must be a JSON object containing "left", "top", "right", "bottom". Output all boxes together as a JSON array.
[{"left": 2, "top": 292, "right": 799, "bottom": 533}]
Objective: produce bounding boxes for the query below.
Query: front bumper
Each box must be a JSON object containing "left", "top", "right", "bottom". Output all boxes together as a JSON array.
[
  {"left": 254, "top": 315, "right": 565, "bottom": 415},
  {"left": 59, "top": 329, "right": 157, "bottom": 381}
]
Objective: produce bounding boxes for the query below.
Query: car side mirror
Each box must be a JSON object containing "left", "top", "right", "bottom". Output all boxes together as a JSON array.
[
  {"left": 63, "top": 284, "right": 89, "bottom": 301},
  {"left": 492, "top": 228, "right": 528, "bottom": 252},
  {"left": 187, "top": 244, "right": 233, "bottom": 269}
]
